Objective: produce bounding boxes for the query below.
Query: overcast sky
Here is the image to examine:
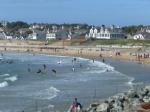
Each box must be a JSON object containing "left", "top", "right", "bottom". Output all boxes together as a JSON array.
[{"left": 0, "top": 0, "right": 150, "bottom": 25}]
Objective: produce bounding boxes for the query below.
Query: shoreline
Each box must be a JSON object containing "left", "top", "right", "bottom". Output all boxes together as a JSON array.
[
  {"left": 1, "top": 45, "right": 150, "bottom": 65},
  {"left": 1, "top": 46, "right": 150, "bottom": 112}
]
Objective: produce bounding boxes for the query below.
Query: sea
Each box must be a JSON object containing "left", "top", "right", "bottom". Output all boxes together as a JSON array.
[{"left": 0, "top": 53, "right": 142, "bottom": 112}]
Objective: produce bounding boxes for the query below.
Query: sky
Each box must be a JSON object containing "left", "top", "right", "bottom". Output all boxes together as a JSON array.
[{"left": 0, "top": 0, "right": 150, "bottom": 26}]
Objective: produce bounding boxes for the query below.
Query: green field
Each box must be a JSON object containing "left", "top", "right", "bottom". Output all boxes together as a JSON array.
[
  {"left": 75, "top": 39, "right": 150, "bottom": 46},
  {"left": 39, "top": 39, "right": 150, "bottom": 47}
]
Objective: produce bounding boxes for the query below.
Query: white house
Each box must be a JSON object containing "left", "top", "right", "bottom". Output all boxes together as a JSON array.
[
  {"left": 133, "top": 32, "right": 150, "bottom": 40},
  {"left": 46, "top": 30, "right": 56, "bottom": 40},
  {"left": 0, "top": 28, "right": 7, "bottom": 39},
  {"left": 6, "top": 36, "right": 13, "bottom": 39},
  {"left": 86, "top": 26, "right": 124, "bottom": 39},
  {"left": 0, "top": 32, "right": 6, "bottom": 39},
  {"left": 28, "top": 30, "right": 37, "bottom": 40}
]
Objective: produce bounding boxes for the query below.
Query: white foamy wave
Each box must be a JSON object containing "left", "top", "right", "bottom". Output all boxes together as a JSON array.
[
  {"left": 76, "top": 57, "right": 89, "bottom": 61},
  {"left": 0, "top": 74, "right": 10, "bottom": 77},
  {"left": 127, "top": 77, "right": 135, "bottom": 85},
  {"left": 5, "top": 76, "right": 18, "bottom": 82},
  {"left": 36, "top": 86, "right": 60, "bottom": 100},
  {"left": 0, "top": 81, "right": 8, "bottom": 88},
  {"left": 47, "top": 86, "right": 60, "bottom": 99},
  {"left": 84, "top": 69, "right": 107, "bottom": 74},
  {"left": 89, "top": 60, "right": 115, "bottom": 72}
]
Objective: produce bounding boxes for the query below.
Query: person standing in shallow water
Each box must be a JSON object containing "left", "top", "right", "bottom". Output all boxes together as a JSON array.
[
  {"left": 92, "top": 58, "right": 94, "bottom": 63},
  {"left": 68, "top": 98, "right": 82, "bottom": 112}
]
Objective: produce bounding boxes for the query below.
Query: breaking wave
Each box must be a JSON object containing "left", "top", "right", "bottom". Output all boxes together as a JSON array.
[
  {"left": 0, "top": 81, "right": 9, "bottom": 88},
  {"left": 5, "top": 76, "right": 18, "bottom": 82},
  {"left": 36, "top": 86, "right": 60, "bottom": 100},
  {"left": 0, "top": 74, "right": 10, "bottom": 77}
]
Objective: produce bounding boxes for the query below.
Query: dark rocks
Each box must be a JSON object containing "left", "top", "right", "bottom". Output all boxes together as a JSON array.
[{"left": 86, "top": 86, "right": 150, "bottom": 112}]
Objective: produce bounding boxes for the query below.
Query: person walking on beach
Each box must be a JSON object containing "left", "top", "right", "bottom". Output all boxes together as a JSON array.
[{"left": 68, "top": 98, "right": 82, "bottom": 112}]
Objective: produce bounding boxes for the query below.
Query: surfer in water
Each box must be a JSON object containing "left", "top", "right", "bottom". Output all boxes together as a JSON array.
[
  {"left": 102, "top": 59, "right": 105, "bottom": 63},
  {"left": 92, "top": 58, "right": 95, "bottom": 63},
  {"left": 72, "top": 66, "right": 75, "bottom": 72},
  {"left": 57, "top": 59, "right": 62, "bottom": 64},
  {"left": 1, "top": 53, "right": 3, "bottom": 56},
  {"left": 80, "top": 63, "right": 82, "bottom": 68},
  {"left": 52, "top": 69, "right": 56, "bottom": 74},
  {"left": 37, "top": 69, "right": 42, "bottom": 73},
  {"left": 28, "top": 68, "right": 31, "bottom": 72},
  {"left": 43, "top": 64, "right": 46, "bottom": 69}
]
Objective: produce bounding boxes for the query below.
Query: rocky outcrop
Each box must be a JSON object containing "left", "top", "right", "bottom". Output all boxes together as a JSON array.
[{"left": 86, "top": 86, "right": 150, "bottom": 112}]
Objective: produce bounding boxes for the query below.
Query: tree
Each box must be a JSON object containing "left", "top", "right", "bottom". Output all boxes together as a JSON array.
[
  {"left": 0, "top": 23, "right": 2, "bottom": 27},
  {"left": 122, "top": 25, "right": 144, "bottom": 35},
  {"left": 7, "top": 21, "right": 29, "bottom": 31}
]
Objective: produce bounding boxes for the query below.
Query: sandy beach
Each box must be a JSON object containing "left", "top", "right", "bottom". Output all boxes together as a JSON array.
[
  {"left": 0, "top": 42, "right": 150, "bottom": 65},
  {"left": 0, "top": 40, "right": 150, "bottom": 112}
]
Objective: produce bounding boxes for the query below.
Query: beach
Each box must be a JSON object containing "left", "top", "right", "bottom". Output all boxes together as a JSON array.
[
  {"left": 0, "top": 40, "right": 150, "bottom": 64},
  {"left": 0, "top": 41, "right": 150, "bottom": 111}
]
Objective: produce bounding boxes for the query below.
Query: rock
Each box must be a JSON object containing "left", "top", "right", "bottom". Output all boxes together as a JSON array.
[
  {"left": 96, "top": 103, "right": 108, "bottom": 112},
  {"left": 90, "top": 103, "right": 99, "bottom": 108}
]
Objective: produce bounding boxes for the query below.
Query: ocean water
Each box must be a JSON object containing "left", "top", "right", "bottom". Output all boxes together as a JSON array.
[{"left": 0, "top": 53, "right": 133, "bottom": 112}]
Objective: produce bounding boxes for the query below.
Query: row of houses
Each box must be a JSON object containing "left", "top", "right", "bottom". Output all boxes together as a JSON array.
[
  {"left": 85, "top": 26, "right": 125, "bottom": 39},
  {"left": 28, "top": 29, "right": 56, "bottom": 40},
  {"left": 0, "top": 28, "right": 13, "bottom": 39},
  {"left": 133, "top": 27, "right": 150, "bottom": 40},
  {"left": 86, "top": 26, "right": 150, "bottom": 40},
  {"left": 1, "top": 21, "right": 150, "bottom": 40}
]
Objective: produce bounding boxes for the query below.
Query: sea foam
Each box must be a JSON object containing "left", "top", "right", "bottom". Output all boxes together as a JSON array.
[
  {"left": 5, "top": 76, "right": 18, "bottom": 82},
  {"left": 0, "top": 74, "right": 10, "bottom": 77},
  {"left": 0, "top": 81, "right": 9, "bottom": 88},
  {"left": 47, "top": 86, "right": 60, "bottom": 99},
  {"left": 36, "top": 86, "right": 60, "bottom": 100}
]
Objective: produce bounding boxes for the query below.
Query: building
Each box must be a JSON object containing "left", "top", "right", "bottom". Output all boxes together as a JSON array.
[
  {"left": 0, "top": 20, "right": 8, "bottom": 27},
  {"left": 28, "top": 30, "right": 37, "bottom": 40},
  {"left": 133, "top": 32, "right": 150, "bottom": 40},
  {"left": 86, "top": 26, "right": 124, "bottom": 39},
  {"left": 0, "top": 28, "right": 6, "bottom": 39},
  {"left": 46, "top": 29, "right": 56, "bottom": 40}
]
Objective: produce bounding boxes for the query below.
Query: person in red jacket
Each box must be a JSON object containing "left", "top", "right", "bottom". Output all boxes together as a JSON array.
[{"left": 68, "top": 98, "right": 82, "bottom": 112}]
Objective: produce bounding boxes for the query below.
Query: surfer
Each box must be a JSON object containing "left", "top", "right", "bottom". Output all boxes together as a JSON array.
[
  {"left": 57, "top": 59, "right": 62, "bottom": 64},
  {"left": 52, "top": 69, "right": 56, "bottom": 74},
  {"left": 72, "top": 66, "right": 75, "bottom": 72},
  {"left": 102, "top": 59, "right": 105, "bottom": 63},
  {"left": 28, "top": 68, "right": 31, "bottom": 72},
  {"left": 106, "top": 69, "right": 109, "bottom": 72},
  {"left": 37, "top": 69, "right": 42, "bottom": 73},
  {"left": 80, "top": 63, "right": 82, "bottom": 68},
  {"left": 92, "top": 58, "right": 94, "bottom": 63},
  {"left": 43, "top": 64, "right": 47, "bottom": 69},
  {"left": 1, "top": 53, "right": 3, "bottom": 56},
  {"left": 74, "top": 58, "right": 77, "bottom": 62}
]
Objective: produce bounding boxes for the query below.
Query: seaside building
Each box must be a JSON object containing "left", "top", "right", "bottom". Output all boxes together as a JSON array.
[
  {"left": 86, "top": 26, "right": 125, "bottom": 39},
  {"left": 133, "top": 31, "right": 150, "bottom": 40},
  {"left": 0, "top": 20, "right": 8, "bottom": 27},
  {"left": 28, "top": 30, "right": 37, "bottom": 40},
  {"left": 0, "top": 32, "right": 6, "bottom": 39},
  {"left": 46, "top": 29, "right": 56, "bottom": 40}
]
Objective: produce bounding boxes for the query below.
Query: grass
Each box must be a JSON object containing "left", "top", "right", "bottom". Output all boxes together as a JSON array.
[
  {"left": 80, "top": 39, "right": 150, "bottom": 46},
  {"left": 47, "top": 39, "right": 59, "bottom": 45}
]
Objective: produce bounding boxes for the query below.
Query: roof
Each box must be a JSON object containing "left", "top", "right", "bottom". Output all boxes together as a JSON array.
[
  {"left": 0, "top": 27, "right": 4, "bottom": 32},
  {"left": 0, "top": 32, "right": 6, "bottom": 39},
  {"left": 135, "top": 31, "right": 150, "bottom": 39}
]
